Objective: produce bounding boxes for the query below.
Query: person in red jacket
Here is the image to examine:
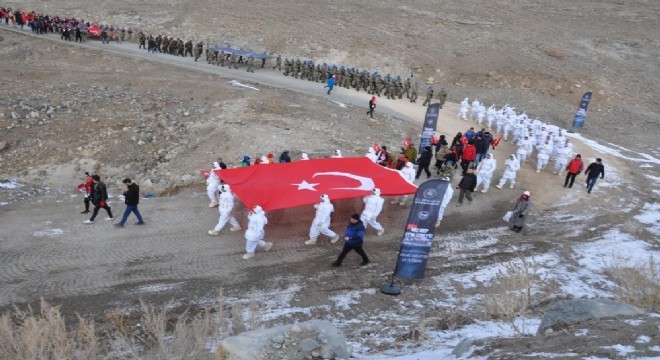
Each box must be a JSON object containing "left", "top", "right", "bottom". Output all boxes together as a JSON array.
[
  {"left": 564, "top": 154, "right": 584, "bottom": 188},
  {"left": 76, "top": 172, "right": 94, "bottom": 214},
  {"left": 460, "top": 140, "right": 477, "bottom": 175}
]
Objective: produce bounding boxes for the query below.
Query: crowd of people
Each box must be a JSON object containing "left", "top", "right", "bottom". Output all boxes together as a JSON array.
[{"left": 5, "top": 5, "right": 607, "bottom": 264}]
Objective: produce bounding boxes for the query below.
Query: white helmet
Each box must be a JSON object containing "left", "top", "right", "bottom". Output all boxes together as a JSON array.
[
  {"left": 335, "top": 149, "right": 342, "bottom": 157},
  {"left": 320, "top": 194, "right": 330, "bottom": 203},
  {"left": 253, "top": 205, "right": 264, "bottom": 214},
  {"left": 212, "top": 161, "right": 221, "bottom": 170},
  {"left": 260, "top": 156, "right": 269, "bottom": 163},
  {"left": 301, "top": 153, "right": 309, "bottom": 160},
  {"left": 221, "top": 184, "right": 231, "bottom": 192},
  {"left": 372, "top": 188, "right": 381, "bottom": 196}
]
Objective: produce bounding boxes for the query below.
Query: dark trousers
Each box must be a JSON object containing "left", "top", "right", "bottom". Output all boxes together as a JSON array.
[
  {"left": 335, "top": 243, "right": 369, "bottom": 264},
  {"left": 119, "top": 205, "right": 143, "bottom": 225},
  {"left": 460, "top": 159, "right": 472, "bottom": 175},
  {"left": 416, "top": 163, "right": 431, "bottom": 179},
  {"left": 83, "top": 197, "right": 91, "bottom": 211},
  {"left": 367, "top": 108, "right": 374, "bottom": 118},
  {"left": 564, "top": 172, "right": 578, "bottom": 187},
  {"left": 90, "top": 203, "right": 113, "bottom": 221},
  {"left": 458, "top": 188, "right": 473, "bottom": 203},
  {"left": 586, "top": 176, "right": 599, "bottom": 193}
]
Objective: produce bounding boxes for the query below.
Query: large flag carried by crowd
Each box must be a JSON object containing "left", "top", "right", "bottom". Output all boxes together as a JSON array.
[{"left": 214, "top": 157, "right": 417, "bottom": 211}]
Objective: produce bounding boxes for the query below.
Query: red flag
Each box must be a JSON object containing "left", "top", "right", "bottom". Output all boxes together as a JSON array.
[
  {"left": 87, "top": 27, "right": 101, "bottom": 36},
  {"left": 403, "top": 137, "right": 411, "bottom": 148},
  {"left": 491, "top": 133, "right": 503, "bottom": 149},
  {"left": 215, "top": 157, "right": 417, "bottom": 211},
  {"left": 199, "top": 169, "right": 211, "bottom": 179}
]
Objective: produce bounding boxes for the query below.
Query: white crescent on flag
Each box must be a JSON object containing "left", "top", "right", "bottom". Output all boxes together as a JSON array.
[{"left": 312, "top": 172, "right": 375, "bottom": 191}]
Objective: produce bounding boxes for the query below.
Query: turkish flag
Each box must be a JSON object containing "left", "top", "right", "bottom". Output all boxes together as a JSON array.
[
  {"left": 215, "top": 157, "right": 417, "bottom": 211},
  {"left": 403, "top": 137, "right": 411, "bottom": 148},
  {"left": 87, "top": 27, "right": 101, "bottom": 36}
]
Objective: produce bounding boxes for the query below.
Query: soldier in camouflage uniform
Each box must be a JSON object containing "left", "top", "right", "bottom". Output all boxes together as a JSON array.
[
  {"left": 283, "top": 59, "right": 291, "bottom": 76},
  {"left": 395, "top": 76, "right": 404, "bottom": 99},
  {"left": 184, "top": 40, "right": 193, "bottom": 57},
  {"left": 177, "top": 39, "right": 185, "bottom": 56},
  {"left": 301, "top": 61, "right": 308, "bottom": 79},
  {"left": 437, "top": 88, "right": 448, "bottom": 108},
  {"left": 162, "top": 36, "right": 170, "bottom": 54},
  {"left": 206, "top": 48, "right": 213, "bottom": 63},
  {"left": 246, "top": 56, "right": 255, "bottom": 73},
  {"left": 410, "top": 81, "right": 419, "bottom": 103},
  {"left": 229, "top": 53, "right": 238, "bottom": 69},
  {"left": 273, "top": 54, "right": 282, "bottom": 71},
  {"left": 138, "top": 32, "right": 146, "bottom": 49},
  {"left": 219, "top": 50, "right": 226, "bottom": 67},
  {"left": 194, "top": 41, "right": 204, "bottom": 62},
  {"left": 423, "top": 86, "right": 434, "bottom": 106}
]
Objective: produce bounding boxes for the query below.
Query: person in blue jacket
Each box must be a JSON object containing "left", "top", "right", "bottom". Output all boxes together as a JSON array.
[
  {"left": 332, "top": 213, "right": 370, "bottom": 267},
  {"left": 324, "top": 74, "right": 336, "bottom": 95}
]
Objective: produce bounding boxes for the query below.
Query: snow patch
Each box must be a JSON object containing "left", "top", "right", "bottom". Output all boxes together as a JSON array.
[
  {"left": 636, "top": 335, "right": 651, "bottom": 344},
  {"left": 623, "top": 319, "right": 645, "bottom": 326},
  {"left": 332, "top": 101, "right": 347, "bottom": 108},
  {"left": 135, "top": 282, "right": 184, "bottom": 294},
  {"left": 228, "top": 80, "right": 260, "bottom": 91},
  {"left": 329, "top": 289, "right": 376, "bottom": 311},
  {"left": 574, "top": 229, "right": 659, "bottom": 272},
  {"left": 566, "top": 133, "right": 660, "bottom": 165},
  {"left": 0, "top": 179, "right": 21, "bottom": 189},
  {"left": 601, "top": 344, "right": 636, "bottom": 356},
  {"left": 32, "top": 228, "right": 64, "bottom": 237},
  {"left": 634, "top": 203, "right": 660, "bottom": 236}
]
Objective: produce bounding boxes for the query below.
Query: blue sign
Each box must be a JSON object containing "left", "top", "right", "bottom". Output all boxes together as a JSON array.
[{"left": 572, "top": 91, "right": 593, "bottom": 128}]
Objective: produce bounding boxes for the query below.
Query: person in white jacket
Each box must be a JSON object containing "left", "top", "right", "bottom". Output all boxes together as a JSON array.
[
  {"left": 209, "top": 184, "right": 242, "bottom": 235},
  {"left": 475, "top": 153, "right": 497, "bottom": 193},
  {"left": 435, "top": 180, "right": 454, "bottom": 227},
  {"left": 365, "top": 147, "right": 378, "bottom": 163},
  {"left": 361, "top": 188, "right": 385, "bottom": 235},
  {"left": 553, "top": 143, "right": 573, "bottom": 175},
  {"left": 496, "top": 154, "right": 521, "bottom": 189},
  {"left": 486, "top": 105, "right": 497, "bottom": 129},
  {"left": 516, "top": 135, "right": 531, "bottom": 164},
  {"left": 390, "top": 162, "right": 416, "bottom": 206},
  {"left": 458, "top": 98, "right": 469, "bottom": 120},
  {"left": 536, "top": 139, "right": 553, "bottom": 173},
  {"left": 470, "top": 99, "right": 481, "bottom": 120},
  {"left": 305, "top": 194, "right": 340, "bottom": 245},
  {"left": 243, "top": 205, "right": 272, "bottom": 259},
  {"left": 206, "top": 162, "right": 221, "bottom": 207}
]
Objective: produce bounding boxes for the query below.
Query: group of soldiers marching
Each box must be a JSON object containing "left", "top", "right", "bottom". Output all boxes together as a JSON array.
[
  {"left": 138, "top": 33, "right": 203, "bottom": 60},
  {"left": 134, "top": 36, "right": 451, "bottom": 105}
]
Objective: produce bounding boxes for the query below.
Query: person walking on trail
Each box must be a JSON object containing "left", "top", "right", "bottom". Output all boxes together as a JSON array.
[
  {"left": 84, "top": 175, "right": 113, "bottom": 224},
  {"left": 367, "top": 96, "right": 377, "bottom": 119},
  {"left": 324, "top": 74, "right": 335, "bottom": 95},
  {"left": 509, "top": 191, "right": 533, "bottom": 233},
  {"left": 475, "top": 153, "right": 497, "bottom": 193},
  {"left": 243, "top": 205, "right": 273, "bottom": 260},
  {"left": 564, "top": 154, "right": 584, "bottom": 188},
  {"left": 331, "top": 213, "right": 370, "bottom": 267},
  {"left": 77, "top": 172, "right": 94, "bottom": 214},
  {"left": 206, "top": 162, "right": 222, "bottom": 207},
  {"left": 584, "top": 158, "right": 605, "bottom": 194},
  {"left": 208, "top": 184, "right": 242, "bottom": 236},
  {"left": 115, "top": 178, "right": 144, "bottom": 227},
  {"left": 391, "top": 162, "right": 416, "bottom": 206},
  {"left": 416, "top": 146, "right": 433, "bottom": 180},
  {"left": 360, "top": 188, "right": 385, "bottom": 236},
  {"left": 305, "top": 194, "right": 340, "bottom": 245},
  {"left": 457, "top": 167, "right": 477, "bottom": 205},
  {"left": 496, "top": 154, "right": 521, "bottom": 189}
]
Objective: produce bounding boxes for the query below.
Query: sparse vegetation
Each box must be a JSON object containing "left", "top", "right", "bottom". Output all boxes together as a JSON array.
[
  {"left": 0, "top": 290, "right": 263, "bottom": 360},
  {"left": 607, "top": 257, "right": 660, "bottom": 311}
]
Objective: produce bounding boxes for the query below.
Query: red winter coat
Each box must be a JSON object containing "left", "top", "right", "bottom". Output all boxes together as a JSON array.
[
  {"left": 462, "top": 144, "right": 477, "bottom": 161},
  {"left": 566, "top": 158, "right": 584, "bottom": 174},
  {"left": 77, "top": 179, "right": 93, "bottom": 196}
]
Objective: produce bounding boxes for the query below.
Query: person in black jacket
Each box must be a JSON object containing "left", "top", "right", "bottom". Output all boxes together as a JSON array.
[
  {"left": 415, "top": 146, "right": 433, "bottom": 180},
  {"left": 84, "top": 175, "right": 113, "bottom": 223},
  {"left": 457, "top": 167, "right": 477, "bottom": 205},
  {"left": 584, "top": 158, "right": 605, "bottom": 194},
  {"left": 115, "top": 178, "right": 144, "bottom": 227}
]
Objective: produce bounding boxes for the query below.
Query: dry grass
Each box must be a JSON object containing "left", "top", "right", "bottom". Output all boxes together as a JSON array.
[
  {"left": 545, "top": 48, "right": 566, "bottom": 59},
  {"left": 0, "top": 289, "right": 263, "bottom": 360},
  {"left": 480, "top": 252, "right": 538, "bottom": 335},
  {"left": 606, "top": 257, "right": 660, "bottom": 311}
]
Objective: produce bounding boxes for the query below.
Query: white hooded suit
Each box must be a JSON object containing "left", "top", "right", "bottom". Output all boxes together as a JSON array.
[
  {"left": 361, "top": 188, "right": 385, "bottom": 234},
  {"left": 244, "top": 205, "right": 272, "bottom": 256},
  {"left": 476, "top": 154, "right": 497, "bottom": 192},
  {"left": 206, "top": 162, "right": 221, "bottom": 207},
  {"left": 308, "top": 194, "right": 338, "bottom": 242},
  {"left": 497, "top": 155, "right": 521, "bottom": 189},
  {"left": 392, "top": 162, "right": 416, "bottom": 205},
  {"left": 209, "top": 184, "right": 241, "bottom": 234}
]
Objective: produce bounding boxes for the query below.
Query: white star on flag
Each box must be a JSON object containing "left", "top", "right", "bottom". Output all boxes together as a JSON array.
[{"left": 293, "top": 180, "right": 319, "bottom": 191}]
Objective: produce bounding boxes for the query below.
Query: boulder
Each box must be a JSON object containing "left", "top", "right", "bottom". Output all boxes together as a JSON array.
[
  {"left": 537, "top": 298, "right": 643, "bottom": 335},
  {"left": 218, "top": 320, "right": 348, "bottom": 360}
]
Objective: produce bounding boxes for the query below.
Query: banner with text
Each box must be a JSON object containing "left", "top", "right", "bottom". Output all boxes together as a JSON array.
[
  {"left": 394, "top": 179, "right": 450, "bottom": 279},
  {"left": 418, "top": 103, "right": 440, "bottom": 156},
  {"left": 572, "top": 91, "right": 593, "bottom": 128}
]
